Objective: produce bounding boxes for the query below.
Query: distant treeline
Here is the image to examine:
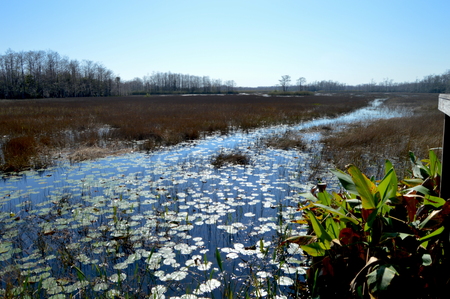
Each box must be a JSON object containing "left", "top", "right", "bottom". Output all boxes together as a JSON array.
[
  {"left": 125, "top": 72, "right": 237, "bottom": 95},
  {"left": 351, "top": 72, "right": 450, "bottom": 93},
  {"left": 0, "top": 49, "right": 236, "bottom": 99},
  {"left": 0, "top": 50, "right": 116, "bottom": 99},
  {"left": 248, "top": 71, "right": 450, "bottom": 94},
  {"left": 1, "top": 49, "right": 449, "bottom": 99}
]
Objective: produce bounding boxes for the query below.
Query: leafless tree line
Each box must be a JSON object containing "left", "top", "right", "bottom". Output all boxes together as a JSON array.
[
  {"left": 122, "top": 72, "right": 236, "bottom": 95},
  {"left": 0, "top": 49, "right": 117, "bottom": 99},
  {"left": 278, "top": 71, "right": 450, "bottom": 93},
  {"left": 277, "top": 75, "right": 347, "bottom": 92},
  {"left": 0, "top": 49, "right": 237, "bottom": 99},
  {"left": 352, "top": 71, "right": 450, "bottom": 93}
]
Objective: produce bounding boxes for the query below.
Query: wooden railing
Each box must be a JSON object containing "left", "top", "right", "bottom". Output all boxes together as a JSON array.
[{"left": 438, "top": 94, "right": 450, "bottom": 200}]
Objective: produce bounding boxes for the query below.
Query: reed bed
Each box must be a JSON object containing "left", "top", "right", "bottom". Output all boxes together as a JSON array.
[
  {"left": 0, "top": 94, "right": 373, "bottom": 172},
  {"left": 320, "top": 93, "right": 443, "bottom": 177}
]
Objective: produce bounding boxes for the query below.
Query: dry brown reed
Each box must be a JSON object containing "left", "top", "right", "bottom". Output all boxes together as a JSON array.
[
  {"left": 211, "top": 151, "right": 251, "bottom": 168},
  {"left": 262, "top": 130, "right": 307, "bottom": 150},
  {"left": 0, "top": 93, "right": 378, "bottom": 171},
  {"left": 320, "top": 93, "right": 443, "bottom": 177}
]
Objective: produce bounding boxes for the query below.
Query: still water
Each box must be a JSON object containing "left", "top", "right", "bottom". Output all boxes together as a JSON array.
[{"left": 0, "top": 99, "right": 404, "bottom": 298}]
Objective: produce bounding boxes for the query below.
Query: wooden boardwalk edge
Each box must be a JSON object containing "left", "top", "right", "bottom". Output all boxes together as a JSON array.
[{"left": 439, "top": 94, "right": 450, "bottom": 200}]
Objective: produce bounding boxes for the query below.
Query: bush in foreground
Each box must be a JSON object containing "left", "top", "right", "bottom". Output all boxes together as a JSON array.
[{"left": 286, "top": 150, "right": 449, "bottom": 298}]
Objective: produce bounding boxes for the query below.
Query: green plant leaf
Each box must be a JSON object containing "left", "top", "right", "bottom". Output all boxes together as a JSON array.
[
  {"left": 313, "top": 203, "right": 359, "bottom": 225},
  {"left": 384, "top": 160, "right": 394, "bottom": 177},
  {"left": 378, "top": 167, "right": 397, "bottom": 204},
  {"left": 330, "top": 169, "right": 359, "bottom": 195},
  {"left": 428, "top": 149, "right": 442, "bottom": 177},
  {"left": 300, "top": 242, "right": 327, "bottom": 257},
  {"left": 215, "top": 248, "right": 223, "bottom": 272},
  {"left": 422, "top": 254, "right": 432, "bottom": 266},
  {"left": 419, "top": 226, "right": 445, "bottom": 241},
  {"left": 317, "top": 191, "right": 332, "bottom": 206},
  {"left": 367, "top": 264, "right": 398, "bottom": 294},
  {"left": 306, "top": 210, "right": 333, "bottom": 245},
  {"left": 424, "top": 195, "right": 445, "bottom": 208},
  {"left": 381, "top": 232, "right": 413, "bottom": 241},
  {"left": 347, "top": 165, "right": 377, "bottom": 209},
  {"left": 410, "top": 151, "right": 431, "bottom": 179},
  {"left": 408, "top": 185, "right": 431, "bottom": 195},
  {"left": 299, "top": 192, "right": 318, "bottom": 202},
  {"left": 402, "top": 178, "right": 424, "bottom": 187},
  {"left": 325, "top": 217, "right": 341, "bottom": 239}
]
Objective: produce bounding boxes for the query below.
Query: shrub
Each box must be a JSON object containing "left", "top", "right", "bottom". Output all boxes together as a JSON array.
[
  {"left": 286, "top": 150, "right": 450, "bottom": 298},
  {"left": 1, "top": 136, "right": 37, "bottom": 171}
]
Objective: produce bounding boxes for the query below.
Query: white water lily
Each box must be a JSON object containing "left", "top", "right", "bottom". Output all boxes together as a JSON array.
[
  {"left": 256, "top": 271, "right": 272, "bottom": 278},
  {"left": 287, "top": 243, "right": 303, "bottom": 255},
  {"left": 196, "top": 261, "right": 212, "bottom": 271},
  {"left": 193, "top": 279, "right": 221, "bottom": 294},
  {"left": 108, "top": 273, "right": 126, "bottom": 283},
  {"left": 277, "top": 276, "right": 294, "bottom": 286},
  {"left": 160, "top": 270, "right": 188, "bottom": 282},
  {"left": 150, "top": 285, "right": 167, "bottom": 299}
]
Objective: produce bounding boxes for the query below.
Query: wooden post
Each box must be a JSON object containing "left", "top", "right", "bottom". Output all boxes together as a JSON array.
[{"left": 438, "top": 94, "right": 450, "bottom": 200}]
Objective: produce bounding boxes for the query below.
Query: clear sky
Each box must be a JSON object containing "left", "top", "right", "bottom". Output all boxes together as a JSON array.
[{"left": 2, "top": 0, "right": 449, "bottom": 87}]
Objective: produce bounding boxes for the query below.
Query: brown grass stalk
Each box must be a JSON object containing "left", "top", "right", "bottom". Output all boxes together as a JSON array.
[{"left": 0, "top": 93, "right": 387, "bottom": 171}]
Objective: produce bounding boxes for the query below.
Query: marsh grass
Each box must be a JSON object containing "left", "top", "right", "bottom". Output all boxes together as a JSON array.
[
  {"left": 211, "top": 150, "right": 251, "bottom": 168},
  {"left": 0, "top": 94, "right": 374, "bottom": 171},
  {"left": 267, "top": 91, "right": 315, "bottom": 96},
  {"left": 261, "top": 130, "right": 307, "bottom": 150},
  {"left": 320, "top": 93, "right": 442, "bottom": 177}
]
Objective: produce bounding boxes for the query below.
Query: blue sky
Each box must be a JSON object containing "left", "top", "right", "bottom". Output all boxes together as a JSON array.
[{"left": 2, "top": 0, "right": 449, "bottom": 87}]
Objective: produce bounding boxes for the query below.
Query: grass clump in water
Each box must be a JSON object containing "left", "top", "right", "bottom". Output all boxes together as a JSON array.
[
  {"left": 211, "top": 150, "right": 250, "bottom": 168},
  {"left": 262, "top": 130, "right": 307, "bottom": 150}
]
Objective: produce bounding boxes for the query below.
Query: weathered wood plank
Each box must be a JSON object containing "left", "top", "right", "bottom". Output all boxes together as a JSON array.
[
  {"left": 439, "top": 94, "right": 450, "bottom": 116},
  {"left": 440, "top": 94, "right": 450, "bottom": 200}
]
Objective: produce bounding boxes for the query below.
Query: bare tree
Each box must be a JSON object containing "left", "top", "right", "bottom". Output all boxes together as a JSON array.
[
  {"left": 279, "top": 75, "right": 291, "bottom": 92},
  {"left": 296, "top": 77, "right": 306, "bottom": 91}
]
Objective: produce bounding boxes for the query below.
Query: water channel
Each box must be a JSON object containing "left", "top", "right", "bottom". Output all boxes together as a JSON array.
[{"left": 0, "top": 98, "right": 406, "bottom": 298}]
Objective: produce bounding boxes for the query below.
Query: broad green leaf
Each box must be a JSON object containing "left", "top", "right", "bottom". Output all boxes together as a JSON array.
[
  {"left": 378, "top": 167, "right": 397, "bottom": 203},
  {"left": 299, "top": 192, "right": 318, "bottom": 202},
  {"left": 428, "top": 150, "right": 442, "bottom": 177},
  {"left": 300, "top": 242, "right": 327, "bottom": 257},
  {"left": 325, "top": 217, "right": 341, "bottom": 239},
  {"left": 419, "top": 226, "right": 445, "bottom": 241},
  {"left": 347, "top": 165, "right": 377, "bottom": 209},
  {"left": 367, "top": 264, "right": 398, "bottom": 293},
  {"left": 330, "top": 169, "right": 359, "bottom": 195},
  {"left": 306, "top": 210, "right": 333, "bottom": 245},
  {"left": 409, "top": 151, "right": 429, "bottom": 179},
  {"left": 384, "top": 160, "right": 394, "bottom": 177},
  {"left": 317, "top": 191, "right": 332, "bottom": 206},
  {"left": 402, "top": 178, "right": 424, "bottom": 187},
  {"left": 381, "top": 232, "right": 413, "bottom": 241},
  {"left": 313, "top": 203, "right": 359, "bottom": 225},
  {"left": 407, "top": 185, "right": 430, "bottom": 195},
  {"left": 422, "top": 254, "right": 432, "bottom": 266},
  {"left": 332, "top": 191, "right": 346, "bottom": 206},
  {"left": 424, "top": 195, "right": 445, "bottom": 208}
]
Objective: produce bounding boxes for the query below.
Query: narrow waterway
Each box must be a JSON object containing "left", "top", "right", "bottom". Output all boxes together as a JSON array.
[{"left": 0, "top": 98, "right": 406, "bottom": 298}]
